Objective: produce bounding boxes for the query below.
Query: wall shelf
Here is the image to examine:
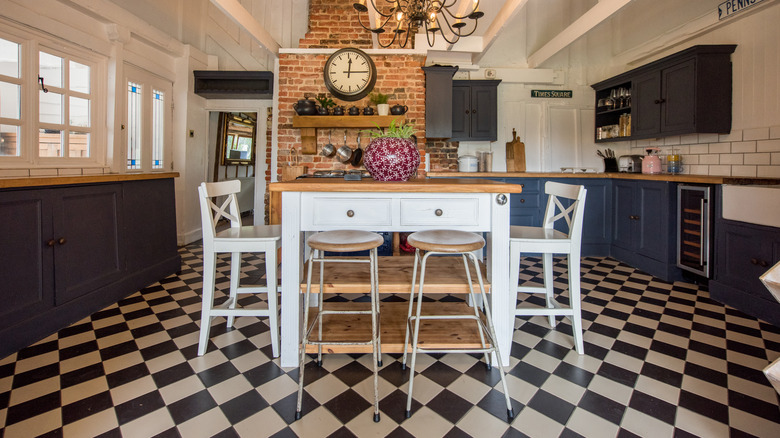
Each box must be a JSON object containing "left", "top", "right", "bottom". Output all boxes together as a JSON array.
[{"left": 292, "top": 115, "right": 406, "bottom": 154}]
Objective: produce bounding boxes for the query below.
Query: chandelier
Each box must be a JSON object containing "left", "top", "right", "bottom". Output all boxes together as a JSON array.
[{"left": 353, "top": 0, "right": 483, "bottom": 48}]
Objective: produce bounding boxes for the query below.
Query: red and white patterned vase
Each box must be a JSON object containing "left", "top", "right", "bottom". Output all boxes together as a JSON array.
[{"left": 363, "top": 137, "right": 420, "bottom": 181}]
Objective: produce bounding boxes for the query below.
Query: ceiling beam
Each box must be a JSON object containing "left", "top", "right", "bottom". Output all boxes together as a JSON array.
[
  {"left": 210, "top": 0, "right": 281, "bottom": 56},
  {"left": 526, "top": 0, "right": 633, "bottom": 68},
  {"left": 473, "top": 0, "right": 530, "bottom": 63}
]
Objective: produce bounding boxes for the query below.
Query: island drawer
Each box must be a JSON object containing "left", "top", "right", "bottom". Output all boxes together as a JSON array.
[
  {"left": 399, "top": 196, "right": 486, "bottom": 227},
  {"left": 302, "top": 196, "right": 393, "bottom": 228}
]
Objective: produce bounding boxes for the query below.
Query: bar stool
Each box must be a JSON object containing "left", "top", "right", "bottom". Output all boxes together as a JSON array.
[
  {"left": 509, "top": 182, "right": 587, "bottom": 354},
  {"left": 402, "top": 230, "right": 514, "bottom": 420},
  {"left": 296, "top": 230, "right": 384, "bottom": 423}
]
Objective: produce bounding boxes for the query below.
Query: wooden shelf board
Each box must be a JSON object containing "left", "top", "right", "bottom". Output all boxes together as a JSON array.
[
  {"left": 300, "top": 255, "right": 489, "bottom": 294},
  {"left": 303, "top": 302, "right": 491, "bottom": 353},
  {"left": 292, "top": 114, "right": 406, "bottom": 129}
]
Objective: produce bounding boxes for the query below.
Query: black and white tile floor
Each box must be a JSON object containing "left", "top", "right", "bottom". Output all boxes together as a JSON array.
[{"left": 2, "top": 244, "right": 779, "bottom": 437}]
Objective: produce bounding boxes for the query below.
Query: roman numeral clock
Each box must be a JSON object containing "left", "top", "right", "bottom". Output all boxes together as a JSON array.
[{"left": 323, "top": 48, "right": 377, "bottom": 101}]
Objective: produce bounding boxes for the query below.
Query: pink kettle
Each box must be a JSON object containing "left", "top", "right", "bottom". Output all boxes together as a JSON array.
[{"left": 642, "top": 148, "right": 662, "bottom": 174}]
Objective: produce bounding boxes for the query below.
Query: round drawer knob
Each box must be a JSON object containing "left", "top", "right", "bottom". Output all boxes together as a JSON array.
[
  {"left": 435, "top": 209, "right": 443, "bottom": 216},
  {"left": 346, "top": 210, "right": 355, "bottom": 218},
  {"left": 47, "top": 239, "right": 56, "bottom": 247},
  {"left": 520, "top": 198, "right": 525, "bottom": 204}
]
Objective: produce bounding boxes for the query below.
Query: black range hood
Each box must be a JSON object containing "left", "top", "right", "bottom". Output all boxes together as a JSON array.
[{"left": 193, "top": 70, "right": 273, "bottom": 99}]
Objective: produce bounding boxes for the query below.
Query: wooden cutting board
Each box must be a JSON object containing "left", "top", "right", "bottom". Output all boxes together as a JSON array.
[{"left": 506, "top": 129, "right": 526, "bottom": 172}]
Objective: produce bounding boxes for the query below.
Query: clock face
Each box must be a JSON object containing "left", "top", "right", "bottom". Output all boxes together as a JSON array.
[{"left": 323, "top": 48, "right": 377, "bottom": 101}]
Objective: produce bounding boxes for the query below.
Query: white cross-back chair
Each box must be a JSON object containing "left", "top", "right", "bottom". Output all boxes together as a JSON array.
[
  {"left": 509, "top": 182, "right": 587, "bottom": 354},
  {"left": 197, "top": 180, "right": 281, "bottom": 357}
]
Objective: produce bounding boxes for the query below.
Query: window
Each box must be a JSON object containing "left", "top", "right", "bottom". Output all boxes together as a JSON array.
[
  {"left": 124, "top": 64, "right": 172, "bottom": 172},
  {"left": 0, "top": 25, "right": 105, "bottom": 168}
]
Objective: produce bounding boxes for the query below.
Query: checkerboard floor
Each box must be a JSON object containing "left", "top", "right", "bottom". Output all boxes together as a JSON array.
[{"left": 2, "top": 244, "right": 780, "bottom": 437}]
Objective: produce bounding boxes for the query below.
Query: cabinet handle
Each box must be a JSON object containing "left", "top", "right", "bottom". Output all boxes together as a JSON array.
[
  {"left": 629, "top": 215, "right": 641, "bottom": 220},
  {"left": 346, "top": 210, "right": 354, "bottom": 218},
  {"left": 435, "top": 209, "right": 443, "bottom": 216},
  {"left": 465, "top": 110, "right": 470, "bottom": 114},
  {"left": 760, "top": 260, "right": 769, "bottom": 267},
  {"left": 472, "top": 109, "right": 477, "bottom": 114},
  {"left": 58, "top": 237, "right": 66, "bottom": 245},
  {"left": 47, "top": 239, "right": 56, "bottom": 247},
  {"left": 519, "top": 198, "right": 525, "bottom": 204},
  {"left": 520, "top": 184, "right": 524, "bottom": 188},
  {"left": 654, "top": 98, "right": 666, "bottom": 104}
]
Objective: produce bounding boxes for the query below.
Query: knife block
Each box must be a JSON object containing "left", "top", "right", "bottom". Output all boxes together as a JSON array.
[{"left": 603, "top": 158, "right": 618, "bottom": 172}]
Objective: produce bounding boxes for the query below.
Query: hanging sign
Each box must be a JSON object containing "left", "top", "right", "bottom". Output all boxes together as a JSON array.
[
  {"left": 531, "top": 90, "right": 573, "bottom": 98},
  {"left": 718, "top": 0, "right": 764, "bottom": 20}
]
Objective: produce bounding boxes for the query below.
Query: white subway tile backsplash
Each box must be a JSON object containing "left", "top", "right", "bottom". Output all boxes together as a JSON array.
[
  {"left": 697, "top": 133, "right": 719, "bottom": 143},
  {"left": 689, "top": 144, "right": 709, "bottom": 154},
  {"left": 664, "top": 136, "right": 681, "bottom": 145},
  {"left": 675, "top": 145, "right": 690, "bottom": 154},
  {"left": 720, "top": 154, "right": 743, "bottom": 165},
  {"left": 772, "top": 153, "right": 780, "bottom": 165},
  {"left": 719, "top": 130, "right": 742, "bottom": 142},
  {"left": 745, "top": 153, "right": 771, "bottom": 165},
  {"left": 758, "top": 139, "right": 780, "bottom": 152},
  {"left": 743, "top": 127, "right": 770, "bottom": 141},
  {"left": 699, "top": 154, "right": 720, "bottom": 165},
  {"left": 709, "top": 165, "right": 731, "bottom": 176},
  {"left": 688, "top": 164, "right": 709, "bottom": 175},
  {"left": 680, "top": 134, "right": 700, "bottom": 144},
  {"left": 683, "top": 155, "right": 699, "bottom": 164},
  {"left": 758, "top": 166, "right": 780, "bottom": 178},
  {"left": 731, "top": 141, "right": 756, "bottom": 153},
  {"left": 731, "top": 166, "right": 757, "bottom": 177},
  {"left": 709, "top": 142, "right": 731, "bottom": 154}
]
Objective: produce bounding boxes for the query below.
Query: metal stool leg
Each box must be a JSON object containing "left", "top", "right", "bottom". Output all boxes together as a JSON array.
[
  {"left": 295, "top": 251, "right": 316, "bottom": 420},
  {"left": 402, "top": 248, "right": 421, "bottom": 370},
  {"left": 461, "top": 253, "right": 490, "bottom": 368},
  {"left": 317, "top": 250, "right": 325, "bottom": 367},
  {"left": 370, "top": 248, "right": 380, "bottom": 422},
  {"left": 405, "top": 249, "right": 428, "bottom": 418}
]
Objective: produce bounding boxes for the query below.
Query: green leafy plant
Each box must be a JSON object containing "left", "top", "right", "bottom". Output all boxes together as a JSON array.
[
  {"left": 368, "top": 91, "right": 390, "bottom": 105},
  {"left": 315, "top": 94, "right": 335, "bottom": 108},
  {"left": 362, "top": 118, "right": 415, "bottom": 140}
]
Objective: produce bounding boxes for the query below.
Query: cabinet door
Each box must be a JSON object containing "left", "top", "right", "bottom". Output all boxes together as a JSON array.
[
  {"left": 636, "top": 182, "right": 671, "bottom": 261},
  {"left": 0, "top": 190, "right": 54, "bottom": 331},
  {"left": 506, "top": 178, "right": 542, "bottom": 227},
  {"left": 450, "top": 85, "right": 470, "bottom": 140},
  {"left": 53, "top": 184, "right": 124, "bottom": 305},
  {"left": 716, "top": 222, "right": 775, "bottom": 298},
  {"left": 612, "top": 181, "right": 635, "bottom": 250},
  {"left": 661, "top": 59, "right": 696, "bottom": 133},
  {"left": 632, "top": 71, "right": 661, "bottom": 137},
  {"left": 470, "top": 84, "right": 498, "bottom": 141}
]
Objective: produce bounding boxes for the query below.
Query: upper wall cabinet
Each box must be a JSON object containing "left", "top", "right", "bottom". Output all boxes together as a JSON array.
[
  {"left": 591, "top": 45, "right": 736, "bottom": 143},
  {"left": 423, "top": 66, "right": 459, "bottom": 139},
  {"left": 450, "top": 80, "right": 501, "bottom": 142}
]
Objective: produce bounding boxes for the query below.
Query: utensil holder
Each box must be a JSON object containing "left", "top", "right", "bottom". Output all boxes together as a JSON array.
[{"left": 604, "top": 157, "right": 618, "bottom": 172}]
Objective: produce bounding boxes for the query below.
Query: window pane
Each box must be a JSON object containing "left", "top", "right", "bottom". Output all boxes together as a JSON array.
[
  {"left": 69, "top": 96, "right": 89, "bottom": 127},
  {"left": 152, "top": 89, "right": 164, "bottom": 169},
  {"left": 69, "top": 60, "right": 90, "bottom": 93},
  {"left": 39, "top": 52, "right": 63, "bottom": 88},
  {"left": 39, "top": 129, "right": 63, "bottom": 157},
  {"left": 127, "top": 82, "right": 142, "bottom": 170},
  {"left": 69, "top": 131, "right": 89, "bottom": 157},
  {"left": 40, "top": 90, "right": 63, "bottom": 124},
  {"left": 0, "top": 124, "right": 20, "bottom": 156},
  {"left": 0, "top": 38, "right": 20, "bottom": 78},
  {"left": 0, "top": 81, "right": 20, "bottom": 119}
]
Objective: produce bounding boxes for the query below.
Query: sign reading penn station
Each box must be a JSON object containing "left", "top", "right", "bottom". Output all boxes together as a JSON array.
[
  {"left": 718, "top": 0, "right": 764, "bottom": 20},
  {"left": 531, "top": 90, "right": 573, "bottom": 98}
]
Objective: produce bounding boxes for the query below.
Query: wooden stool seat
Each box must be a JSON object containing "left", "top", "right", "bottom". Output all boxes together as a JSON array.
[
  {"left": 406, "top": 229, "right": 485, "bottom": 253},
  {"left": 307, "top": 230, "right": 384, "bottom": 252}
]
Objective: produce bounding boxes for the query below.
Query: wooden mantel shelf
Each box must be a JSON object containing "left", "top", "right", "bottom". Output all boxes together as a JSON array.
[{"left": 292, "top": 114, "right": 406, "bottom": 154}]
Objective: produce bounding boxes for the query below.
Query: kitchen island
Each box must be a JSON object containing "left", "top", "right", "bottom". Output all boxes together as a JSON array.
[{"left": 268, "top": 178, "right": 523, "bottom": 367}]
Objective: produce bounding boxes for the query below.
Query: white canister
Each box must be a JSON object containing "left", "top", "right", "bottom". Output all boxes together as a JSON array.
[{"left": 458, "top": 155, "right": 478, "bottom": 172}]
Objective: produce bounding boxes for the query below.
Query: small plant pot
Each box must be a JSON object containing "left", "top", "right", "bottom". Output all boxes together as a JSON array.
[{"left": 377, "top": 104, "right": 389, "bottom": 116}]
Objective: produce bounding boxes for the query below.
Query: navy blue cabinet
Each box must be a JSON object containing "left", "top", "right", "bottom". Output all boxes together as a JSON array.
[
  {"left": 550, "top": 178, "right": 612, "bottom": 256},
  {"left": 611, "top": 179, "right": 680, "bottom": 281},
  {"left": 450, "top": 80, "right": 500, "bottom": 141}
]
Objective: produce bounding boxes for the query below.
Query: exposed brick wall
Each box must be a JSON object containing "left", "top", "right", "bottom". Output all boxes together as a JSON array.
[
  {"left": 273, "top": 0, "right": 427, "bottom": 182},
  {"left": 427, "top": 139, "right": 459, "bottom": 172}
]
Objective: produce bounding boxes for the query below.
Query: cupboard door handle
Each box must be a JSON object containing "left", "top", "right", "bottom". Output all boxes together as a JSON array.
[
  {"left": 346, "top": 210, "right": 354, "bottom": 217},
  {"left": 58, "top": 237, "right": 66, "bottom": 245},
  {"left": 472, "top": 109, "right": 477, "bottom": 114},
  {"left": 47, "top": 239, "right": 56, "bottom": 247},
  {"left": 654, "top": 98, "right": 666, "bottom": 104},
  {"left": 519, "top": 198, "right": 525, "bottom": 204},
  {"left": 465, "top": 110, "right": 470, "bottom": 114},
  {"left": 760, "top": 260, "right": 769, "bottom": 267},
  {"left": 435, "top": 209, "right": 443, "bottom": 216}
]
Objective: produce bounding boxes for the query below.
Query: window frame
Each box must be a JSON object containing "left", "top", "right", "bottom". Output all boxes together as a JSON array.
[{"left": 0, "top": 24, "right": 107, "bottom": 169}]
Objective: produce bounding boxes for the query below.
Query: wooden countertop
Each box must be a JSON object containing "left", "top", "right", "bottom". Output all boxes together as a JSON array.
[
  {"left": 268, "top": 177, "right": 525, "bottom": 193},
  {"left": 0, "top": 172, "right": 179, "bottom": 189},
  {"left": 427, "top": 171, "right": 780, "bottom": 185}
]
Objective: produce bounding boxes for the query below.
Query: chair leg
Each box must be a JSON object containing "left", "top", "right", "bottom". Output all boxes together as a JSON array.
[
  {"left": 266, "top": 246, "right": 280, "bottom": 358},
  {"left": 296, "top": 252, "right": 316, "bottom": 420},
  {"left": 509, "top": 241, "right": 521, "bottom": 323},
  {"left": 467, "top": 252, "right": 514, "bottom": 419},
  {"left": 198, "top": 251, "right": 217, "bottom": 356},
  {"left": 227, "top": 251, "right": 241, "bottom": 328},
  {"left": 317, "top": 250, "right": 324, "bottom": 367},
  {"left": 569, "top": 253, "right": 584, "bottom": 354},
  {"left": 542, "top": 252, "right": 557, "bottom": 328},
  {"left": 373, "top": 248, "right": 382, "bottom": 367},
  {"left": 402, "top": 249, "right": 421, "bottom": 370}
]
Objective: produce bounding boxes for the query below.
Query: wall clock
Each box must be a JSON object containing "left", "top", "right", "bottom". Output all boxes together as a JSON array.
[{"left": 323, "top": 48, "right": 377, "bottom": 101}]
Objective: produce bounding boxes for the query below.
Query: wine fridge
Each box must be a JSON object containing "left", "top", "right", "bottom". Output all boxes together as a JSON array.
[{"left": 677, "top": 185, "right": 712, "bottom": 277}]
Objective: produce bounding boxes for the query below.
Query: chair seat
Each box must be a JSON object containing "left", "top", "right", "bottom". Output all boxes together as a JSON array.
[
  {"left": 307, "top": 230, "right": 383, "bottom": 252},
  {"left": 407, "top": 229, "right": 485, "bottom": 253},
  {"left": 510, "top": 225, "right": 570, "bottom": 241},
  {"left": 215, "top": 224, "right": 282, "bottom": 241}
]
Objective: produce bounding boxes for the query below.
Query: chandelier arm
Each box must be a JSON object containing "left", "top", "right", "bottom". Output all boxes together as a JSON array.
[
  {"left": 438, "top": 0, "right": 480, "bottom": 20},
  {"left": 439, "top": 10, "right": 479, "bottom": 39},
  {"left": 434, "top": 13, "right": 461, "bottom": 45},
  {"left": 356, "top": 7, "right": 398, "bottom": 33}
]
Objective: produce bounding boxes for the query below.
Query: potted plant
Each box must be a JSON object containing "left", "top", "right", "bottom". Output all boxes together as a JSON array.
[
  {"left": 369, "top": 91, "right": 390, "bottom": 116},
  {"left": 361, "top": 119, "right": 419, "bottom": 181},
  {"left": 315, "top": 93, "right": 336, "bottom": 115}
]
